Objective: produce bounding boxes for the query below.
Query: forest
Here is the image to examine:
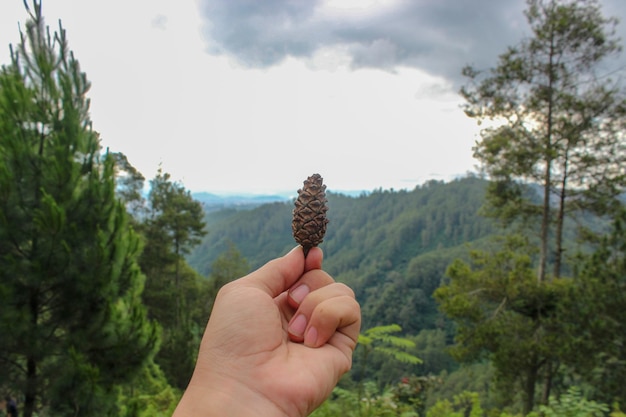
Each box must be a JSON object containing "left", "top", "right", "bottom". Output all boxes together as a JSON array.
[{"left": 1, "top": 0, "right": 626, "bottom": 416}]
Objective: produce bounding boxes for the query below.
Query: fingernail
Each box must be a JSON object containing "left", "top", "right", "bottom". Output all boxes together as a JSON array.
[
  {"left": 287, "top": 245, "right": 301, "bottom": 255},
  {"left": 290, "top": 285, "right": 309, "bottom": 305},
  {"left": 304, "top": 326, "right": 318, "bottom": 347},
  {"left": 288, "top": 314, "right": 307, "bottom": 337}
]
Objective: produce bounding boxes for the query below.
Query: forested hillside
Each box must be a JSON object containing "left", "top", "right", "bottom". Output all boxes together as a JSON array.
[
  {"left": 4, "top": 1, "right": 626, "bottom": 416},
  {"left": 188, "top": 176, "right": 495, "bottom": 335}
]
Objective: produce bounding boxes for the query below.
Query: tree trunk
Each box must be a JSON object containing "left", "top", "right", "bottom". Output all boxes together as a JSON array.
[
  {"left": 538, "top": 161, "right": 551, "bottom": 283},
  {"left": 541, "top": 360, "right": 555, "bottom": 405},
  {"left": 175, "top": 239, "right": 182, "bottom": 327},
  {"left": 24, "top": 356, "right": 37, "bottom": 417},
  {"left": 538, "top": 21, "right": 557, "bottom": 284},
  {"left": 554, "top": 150, "right": 569, "bottom": 279},
  {"left": 23, "top": 113, "right": 46, "bottom": 417},
  {"left": 523, "top": 358, "right": 539, "bottom": 416},
  {"left": 23, "top": 290, "right": 39, "bottom": 417}
]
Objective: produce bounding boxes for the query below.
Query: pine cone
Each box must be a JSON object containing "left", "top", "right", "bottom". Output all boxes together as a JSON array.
[{"left": 292, "top": 174, "right": 329, "bottom": 257}]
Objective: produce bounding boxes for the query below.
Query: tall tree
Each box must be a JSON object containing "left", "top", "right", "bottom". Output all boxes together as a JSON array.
[
  {"left": 138, "top": 168, "right": 207, "bottom": 388},
  {"left": 461, "top": 0, "right": 626, "bottom": 281},
  {"left": 141, "top": 167, "right": 206, "bottom": 325},
  {"left": 0, "top": 3, "right": 158, "bottom": 416},
  {"left": 439, "top": 0, "right": 626, "bottom": 413}
]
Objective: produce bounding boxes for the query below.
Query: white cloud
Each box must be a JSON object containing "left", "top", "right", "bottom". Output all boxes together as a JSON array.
[
  {"left": 0, "top": 0, "right": 547, "bottom": 194},
  {"left": 314, "top": 0, "right": 405, "bottom": 19}
]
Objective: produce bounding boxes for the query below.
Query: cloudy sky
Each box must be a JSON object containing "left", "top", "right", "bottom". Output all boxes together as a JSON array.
[{"left": 1, "top": 0, "right": 625, "bottom": 194}]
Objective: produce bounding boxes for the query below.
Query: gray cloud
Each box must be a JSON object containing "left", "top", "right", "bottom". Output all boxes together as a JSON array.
[{"left": 198, "top": 0, "right": 626, "bottom": 85}]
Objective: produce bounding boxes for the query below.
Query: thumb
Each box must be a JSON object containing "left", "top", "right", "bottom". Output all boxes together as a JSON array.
[
  {"left": 239, "top": 246, "right": 306, "bottom": 297},
  {"left": 304, "top": 246, "right": 324, "bottom": 272}
]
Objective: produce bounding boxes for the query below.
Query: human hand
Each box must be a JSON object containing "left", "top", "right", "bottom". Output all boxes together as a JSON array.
[{"left": 173, "top": 246, "right": 361, "bottom": 417}]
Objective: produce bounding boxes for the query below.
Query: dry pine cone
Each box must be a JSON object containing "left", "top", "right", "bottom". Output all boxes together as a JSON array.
[{"left": 292, "top": 174, "right": 329, "bottom": 257}]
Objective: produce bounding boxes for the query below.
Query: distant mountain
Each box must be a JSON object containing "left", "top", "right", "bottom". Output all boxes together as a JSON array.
[
  {"left": 191, "top": 189, "right": 370, "bottom": 211},
  {"left": 192, "top": 192, "right": 290, "bottom": 211}
]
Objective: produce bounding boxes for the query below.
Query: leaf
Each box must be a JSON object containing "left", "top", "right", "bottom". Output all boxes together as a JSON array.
[{"left": 374, "top": 346, "right": 422, "bottom": 364}]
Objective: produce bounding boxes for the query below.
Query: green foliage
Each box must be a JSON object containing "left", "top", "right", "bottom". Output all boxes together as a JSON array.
[
  {"left": 134, "top": 167, "right": 209, "bottom": 389},
  {"left": 312, "top": 383, "right": 396, "bottom": 417},
  {"left": 140, "top": 241, "right": 204, "bottom": 389},
  {"left": 559, "top": 209, "right": 626, "bottom": 404},
  {"left": 435, "top": 234, "right": 575, "bottom": 413},
  {"left": 146, "top": 167, "right": 207, "bottom": 260},
  {"left": 189, "top": 177, "right": 494, "bottom": 272},
  {"left": 355, "top": 324, "right": 422, "bottom": 406},
  {"left": 208, "top": 241, "right": 250, "bottom": 290},
  {"left": 314, "top": 382, "right": 622, "bottom": 417},
  {"left": 310, "top": 386, "right": 359, "bottom": 417},
  {"left": 118, "top": 361, "right": 180, "bottom": 417},
  {"left": 0, "top": 3, "right": 158, "bottom": 415},
  {"left": 393, "top": 375, "right": 442, "bottom": 416},
  {"left": 111, "top": 151, "right": 146, "bottom": 219},
  {"left": 313, "top": 379, "right": 438, "bottom": 417},
  {"left": 411, "top": 330, "right": 456, "bottom": 376},
  {"left": 205, "top": 242, "right": 250, "bottom": 313},
  {"left": 188, "top": 201, "right": 295, "bottom": 275},
  {"left": 427, "top": 391, "right": 483, "bottom": 417},
  {"left": 447, "top": 0, "right": 626, "bottom": 413},
  {"left": 426, "top": 363, "right": 495, "bottom": 411},
  {"left": 426, "top": 388, "right": 617, "bottom": 417},
  {"left": 538, "top": 387, "right": 609, "bottom": 417},
  {"left": 611, "top": 404, "right": 626, "bottom": 417},
  {"left": 359, "top": 325, "right": 422, "bottom": 366}
]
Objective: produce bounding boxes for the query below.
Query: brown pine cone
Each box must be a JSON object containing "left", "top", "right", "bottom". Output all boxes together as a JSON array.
[{"left": 292, "top": 174, "right": 329, "bottom": 257}]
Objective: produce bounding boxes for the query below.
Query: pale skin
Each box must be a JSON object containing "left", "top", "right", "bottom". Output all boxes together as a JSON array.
[{"left": 173, "top": 246, "right": 361, "bottom": 417}]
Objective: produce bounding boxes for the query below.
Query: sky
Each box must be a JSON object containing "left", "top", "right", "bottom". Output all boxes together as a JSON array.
[{"left": 1, "top": 0, "right": 625, "bottom": 195}]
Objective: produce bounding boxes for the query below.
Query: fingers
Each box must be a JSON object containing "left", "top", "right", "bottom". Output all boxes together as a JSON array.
[
  {"left": 288, "top": 282, "right": 361, "bottom": 349},
  {"left": 287, "top": 265, "right": 333, "bottom": 308},
  {"left": 233, "top": 245, "right": 360, "bottom": 351}
]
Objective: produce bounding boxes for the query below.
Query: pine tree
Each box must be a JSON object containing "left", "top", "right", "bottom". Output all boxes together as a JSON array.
[
  {"left": 440, "top": 0, "right": 626, "bottom": 413},
  {"left": 462, "top": 0, "right": 626, "bottom": 281},
  {"left": 139, "top": 168, "right": 207, "bottom": 389},
  {"left": 0, "top": 3, "right": 158, "bottom": 416}
]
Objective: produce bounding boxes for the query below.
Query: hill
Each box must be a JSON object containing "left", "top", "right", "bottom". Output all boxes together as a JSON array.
[
  {"left": 187, "top": 175, "right": 495, "bottom": 334},
  {"left": 191, "top": 191, "right": 289, "bottom": 212}
]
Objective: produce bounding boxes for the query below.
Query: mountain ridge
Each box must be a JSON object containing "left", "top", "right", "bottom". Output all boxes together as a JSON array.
[{"left": 191, "top": 189, "right": 375, "bottom": 211}]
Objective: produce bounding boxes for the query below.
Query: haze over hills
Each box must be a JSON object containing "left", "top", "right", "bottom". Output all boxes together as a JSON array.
[
  {"left": 191, "top": 189, "right": 374, "bottom": 211},
  {"left": 191, "top": 191, "right": 289, "bottom": 211}
]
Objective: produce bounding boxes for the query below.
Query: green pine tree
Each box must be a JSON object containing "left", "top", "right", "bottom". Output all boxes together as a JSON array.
[
  {"left": 0, "top": 3, "right": 158, "bottom": 416},
  {"left": 462, "top": 0, "right": 625, "bottom": 281},
  {"left": 441, "top": 0, "right": 626, "bottom": 412},
  {"left": 139, "top": 168, "right": 207, "bottom": 389}
]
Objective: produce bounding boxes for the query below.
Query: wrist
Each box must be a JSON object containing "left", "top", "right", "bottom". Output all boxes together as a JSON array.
[{"left": 173, "top": 370, "right": 292, "bottom": 417}]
